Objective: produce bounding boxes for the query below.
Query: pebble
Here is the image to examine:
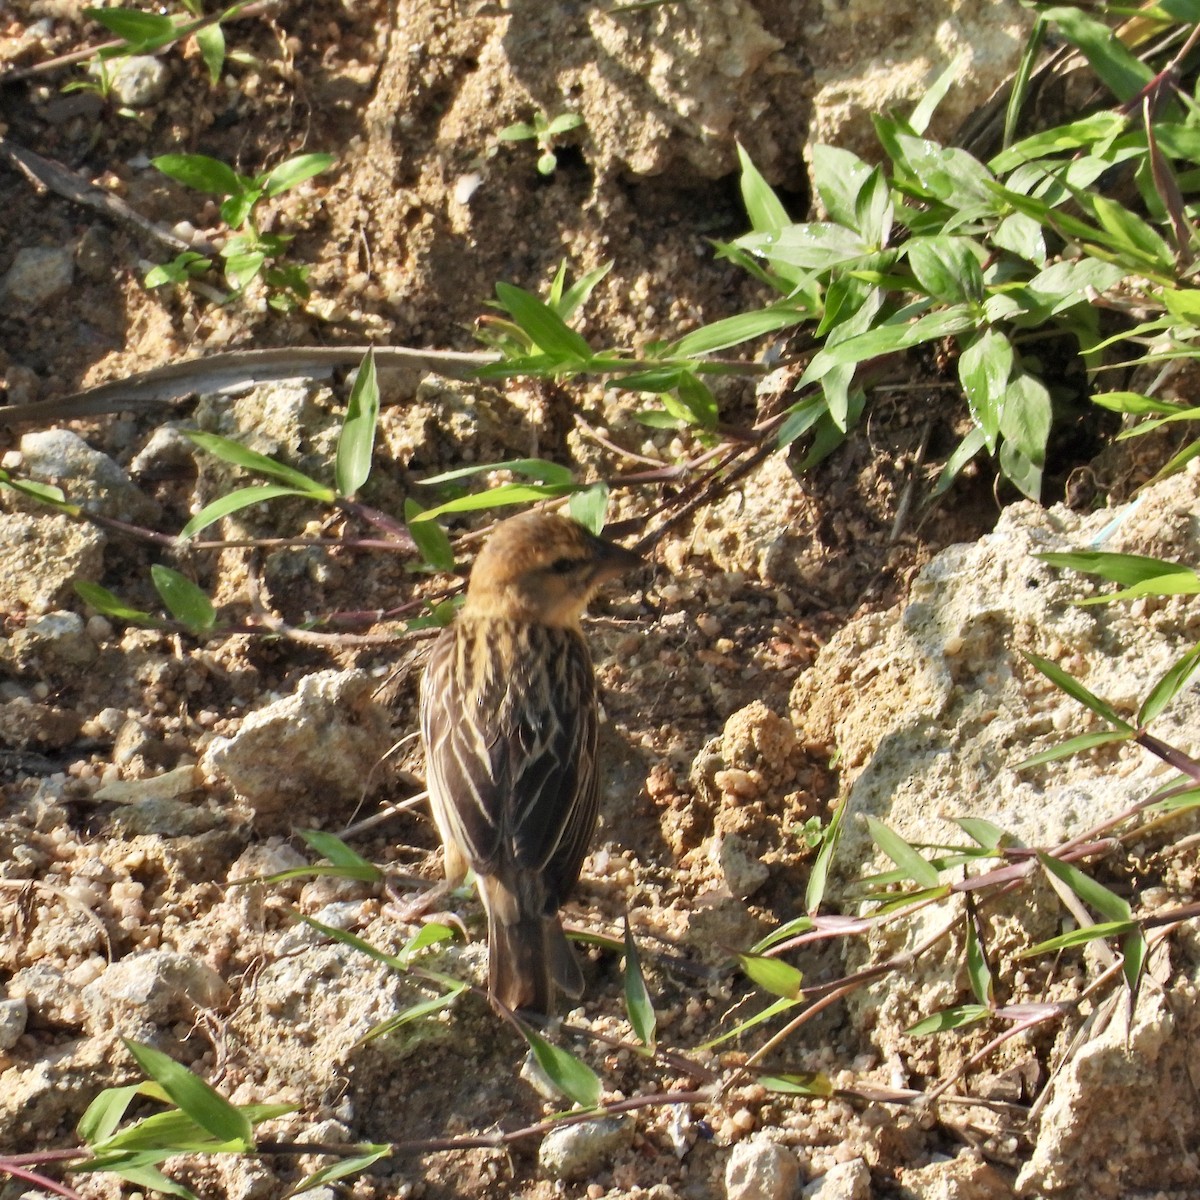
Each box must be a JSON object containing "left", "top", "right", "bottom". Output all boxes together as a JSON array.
[
  {"left": 539, "top": 1117, "right": 635, "bottom": 1182},
  {"left": 0, "top": 998, "right": 28, "bottom": 1050},
  {"left": 97, "top": 54, "right": 171, "bottom": 107},
  {"left": 0, "top": 246, "right": 74, "bottom": 308},
  {"left": 725, "top": 1137, "right": 801, "bottom": 1200},
  {"left": 802, "top": 1159, "right": 871, "bottom": 1200}
]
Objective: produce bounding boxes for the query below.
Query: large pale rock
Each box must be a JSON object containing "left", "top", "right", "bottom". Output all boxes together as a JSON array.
[{"left": 789, "top": 466, "right": 1200, "bottom": 1197}]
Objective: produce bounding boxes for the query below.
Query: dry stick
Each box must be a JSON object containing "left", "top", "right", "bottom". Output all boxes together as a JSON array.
[
  {"left": 0, "top": 137, "right": 201, "bottom": 257},
  {"left": 254, "top": 1088, "right": 714, "bottom": 1161}
]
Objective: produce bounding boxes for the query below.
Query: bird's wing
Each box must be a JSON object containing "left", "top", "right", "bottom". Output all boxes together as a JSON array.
[{"left": 421, "top": 622, "right": 597, "bottom": 900}]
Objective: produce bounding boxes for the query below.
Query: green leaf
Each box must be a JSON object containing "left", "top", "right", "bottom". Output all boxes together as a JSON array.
[
  {"left": 1091, "top": 196, "right": 1173, "bottom": 270},
  {"left": 1020, "top": 918, "right": 1138, "bottom": 956},
  {"left": 750, "top": 915, "right": 815, "bottom": 955},
  {"left": 887, "top": 132, "right": 997, "bottom": 203},
  {"left": 992, "top": 212, "right": 1046, "bottom": 264},
  {"left": 757, "top": 1072, "right": 833, "bottom": 1097},
  {"left": 494, "top": 282, "right": 593, "bottom": 361},
  {"left": 498, "top": 122, "right": 537, "bottom": 142},
  {"left": 78, "top": 1083, "right": 146, "bottom": 1145},
  {"left": 335, "top": 349, "right": 379, "bottom": 498},
  {"left": 809, "top": 144, "right": 874, "bottom": 230},
  {"left": 965, "top": 917, "right": 993, "bottom": 1006},
  {"left": 1022, "top": 651, "right": 1134, "bottom": 731},
  {"left": 183, "top": 431, "right": 334, "bottom": 497},
  {"left": 1121, "top": 927, "right": 1148, "bottom": 997},
  {"left": 737, "top": 142, "right": 791, "bottom": 234},
  {"left": 74, "top": 581, "right": 157, "bottom": 626},
  {"left": 298, "top": 917, "right": 407, "bottom": 973},
  {"left": 545, "top": 111, "right": 583, "bottom": 136},
  {"left": 223, "top": 249, "right": 267, "bottom": 290},
  {"left": 521, "top": 1025, "right": 602, "bottom": 1108},
  {"left": 909, "top": 53, "right": 966, "bottom": 135},
  {"left": 1016, "top": 728, "right": 1132, "bottom": 769},
  {"left": 670, "top": 306, "right": 805, "bottom": 357},
  {"left": 86, "top": 7, "right": 175, "bottom": 42},
  {"left": 951, "top": 817, "right": 1009, "bottom": 851},
  {"left": 124, "top": 1041, "right": 253, "bottom": 1148},
  {"left": 999, "top": 372, "right": 1052, "bottom": 499},
  {"left": 568, "top": 482, "right": 609, "bottom": 534},
  {"left": 261, "top": 153, "right": 336, "bottom": 197},
  {"left": 409, "top": 482, "right": 577, "bottom": 523},
  {"left": 357, "top": 983, "right": 467, "bottom": 1044},
  {"left": 1037, "top": 852, "right": 1131, "bottom": 923},
  {"left": 958, "top": 328, "right": 1012, "bottom": 452},
  {"left": 932, "top": 426, "right": 987, "bottom": 496},
  {"left": 1138, "top": 642, "right": 1200, "bottom": 727},
  {"left": 1090, "top": 391, "right": 1182, "bottom": 416},
  {"left": 397, "top": 921, "right": 458, "bottom": 965},
  {"left": 1040, "top": 6, "right": 1153, "bottom": 102},
  {"left": 806, "top": 798, "right": 845, "bottom": 913},
  {"left": 290, "top": 1145, "right": 393, "bottom": 1194},
  {"left": 906, "top": 1004, "right": 992, "bottom": 1036},
  {"left": 737, "top": 953, "right": 804, "bottom": 1000},
  {"left": 990, "top": 111, "right": 1129, "bottom": 173},
  {"left": 194, "top": 21, "right": 225, "bottom": 84},
  {"left": 737, "top": 222, "right": 870, "bottom": 272},
  {"left": 219, "top": 191, "right": 258, "bottom": 230},
  {"left": 555, "top": 260, "right": 613, "bottom": 324},
  {"left": 152, "top": 153, "right": 242, "bottom": 197},
  {"left": 866, "top": 817, "right": 940, "bottom": 889},
  {"left": 297, "top": 830, "right": 384, "bottom": 882},
  {"left": 150, "top": 566, "right": 216, "bottom": 632},
  {"left": 673, "top": 372, "right": 718, "bottom": 429},
  {"left": 418, "top": 457, "right": 574, "bottom": 488},
  {"left": 179, "top": 484, "right": 317, "bottom": 540},
  {"left": 404, "top": 499, "right": 456, "bottom": 572},
  {"left": 1037, "top": 551, "right": 1197, "bottom": 588},
  {"left": 623, "top": 924, "right": 656, "bottom": 1049},
  {"left": 905, "top": 236, "right": 985, "bottom": 305}
]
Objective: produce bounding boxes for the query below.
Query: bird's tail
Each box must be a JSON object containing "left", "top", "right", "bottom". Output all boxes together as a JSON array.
[{"left": 481, "top": 878, "right": 583, "bottom": 1015}]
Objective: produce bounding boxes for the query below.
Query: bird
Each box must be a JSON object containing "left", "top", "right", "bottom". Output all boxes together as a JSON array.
[{"left": 419, "top": 510, "right": 643, "bottom": 1014}]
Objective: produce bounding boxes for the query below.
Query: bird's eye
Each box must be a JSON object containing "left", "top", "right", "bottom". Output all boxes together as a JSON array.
[{"left": 548, "top": 556, "right": 578, "bottom": 575}]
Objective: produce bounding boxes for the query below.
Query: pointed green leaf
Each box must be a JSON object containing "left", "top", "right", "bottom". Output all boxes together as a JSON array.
[
  {"left": 1016, "top": 728, "right": 1132, "bottom": 769},
  {"left": 751, "top": 915, "right": 815, "bottom": 955},
  {"left": 124, "top": 1041, "right": 252, "bottom": 1148},
  {"left": 289, "top": 1145, "right": 393, "bottom": 1194},
  {"left": 737, "top": 143, "right": 791, "bottom": 234},
  {"left": 757, "top": 1072, "right": 833, "bottom": 1097},
  {"left": 152, "top": 153, "right": 242, "bottom": 197},
  {"left": 737, "top": 953, "right": 803, "bottom": 1000},
  {"left": 1040, "top": 6, "right": 1153, "bottom": 102},
  {"left": 866, "top": 817, "right": 940, "bottom": 888},
  {"left": 1138, "top": 642, "right": 1200, "bottom": 727},
  {"left": 568, "top": 482, "right": 609, "bottom": 535},
  {"left": 179, "top": 484, "right": 316, "bottom": 540},
  {"left": 418, "top": 457, "right": 574, "bottom": 487},
  {"left": 150, "top": 566, "right": 216, "bottom": 632},
  {"left": 404, "top": 499, "right": 456, "bottom": 571},
  {"left": 297, "top": 830, "right": 383, "bottom": 882},
  {"left": 623, "top": 924, "right": 656, "bottom": 1049},
  {"left": 261, "top": 153, "right": 336, "bottom": 197},
  {"left": 75, "top": 581, "right": 157, "bottom": 626},
  {"left": 86, "top": 7, "right": 175, "bottom": 42},
  {"left": 1037, "top": 852, "right": 1131, "bottom": 923},
  {"left": 494, "top": 282, "right": 593, "bottom": 361},
  {"left": 521, "top": 1025, "right": 602, "bottom": 1108},
  {"left": 183, "top": 430, "right": 332, "bottom": 496},
  {"left": 335, "top": 349, "right": 379, "bottom": 498},
  {"left": 806, "top": 798, "right": 845, "bottom": 913},
  {"left": 1022, "top": 652, "right": 1133, "bottom": 730},
  {"left": 951, "top": 817, "right": 1009, "bottom": 850},
  {"left": 1020, "top": 918, "right": 1138, "bottom": 956},
  {"left": 906, "top": 1004, "right": 992, "bottom": 1036},
  {"left": 965, "top": 917, "right": 993, "bottom": 1006},
  {"left": 410, "top": 482, "right": 576, "bottom": 523}
]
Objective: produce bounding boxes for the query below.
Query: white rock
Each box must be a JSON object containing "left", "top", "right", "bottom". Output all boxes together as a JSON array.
[{"left": 725, "top": 1136, "right": 801, "bottom": 1200}]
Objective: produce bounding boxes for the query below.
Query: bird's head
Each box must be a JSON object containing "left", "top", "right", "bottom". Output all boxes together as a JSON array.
[{"left": 463, "top": 511, "right": 643, "bottom": 626}]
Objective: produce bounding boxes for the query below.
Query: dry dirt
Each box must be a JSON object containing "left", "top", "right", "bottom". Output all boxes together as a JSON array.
[{"left": 0, "top": 5, "right": 1190, "bottom": 1200}]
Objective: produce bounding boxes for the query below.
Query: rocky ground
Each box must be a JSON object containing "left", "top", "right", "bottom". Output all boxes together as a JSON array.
[{"left": 2, "top": 3, "right": 1199, "bottom": 1199}]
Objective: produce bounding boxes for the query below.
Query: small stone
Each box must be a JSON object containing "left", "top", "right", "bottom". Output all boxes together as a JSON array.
[
  {"left": 0, "top": 997, "right": 29, "bottom": 1049},
  {"left": 725, "top": 1137, "right": 800, "bottom": 1200},
  {"left": 9, "top": 611, "right": 98, "bottom": 669},
  {"left": 0, "top": 246, "right": 74, "bottom": 308},
  {"left": 20, "top": 429, "right": 159, "bottom": 524},
  {"left": 539, "top": 1117, "right": 635, "bottom": 1182},
  {"left": 803, "top": 1158, "right": 871, "bottom": 1200},
  {"left": 99, "top": 54, "right": 170, "bottom": 107},
  {"left": 85, "top": 950, "right": 230, "bottom": 1028},
  {"left": 75, "top": 225, "right": 113, "bottom": 283},
  {"left": 717, "top": 833, "right": 770, "bottom": 899}
]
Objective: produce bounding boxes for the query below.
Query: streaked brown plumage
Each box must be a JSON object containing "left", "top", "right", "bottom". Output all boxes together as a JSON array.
[{"left": 419, "top": 511, "right": 643, "bottom": 1013}]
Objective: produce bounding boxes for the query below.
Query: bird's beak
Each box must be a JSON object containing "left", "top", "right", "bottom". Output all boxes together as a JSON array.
[{"left": 589, "top": 534, "right": 644, "bottom": 585}]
